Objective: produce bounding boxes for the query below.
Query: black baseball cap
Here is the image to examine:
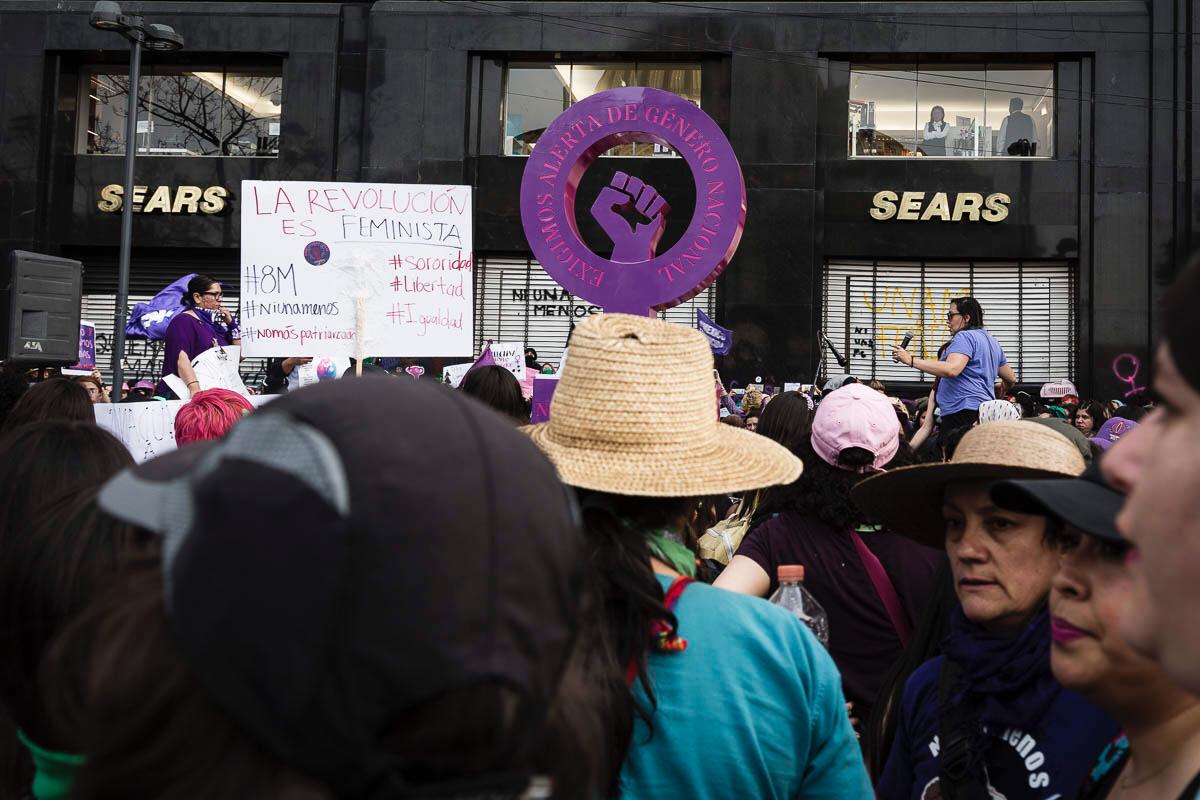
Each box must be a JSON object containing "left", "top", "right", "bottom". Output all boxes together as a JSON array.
[
  {"left": 991, "top": 461, "right": 1124, "bottom": 542},
  {"left": 97, "top": 376, "right": 586, "bottom": 796}
]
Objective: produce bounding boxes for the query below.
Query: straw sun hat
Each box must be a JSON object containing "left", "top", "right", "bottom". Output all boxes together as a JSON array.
[
  {"left": 524, "top": 313, "right": 802, "bottom": 497},
  {"left": 851, "top": 420, "right": 1086, "bottom": 549}
]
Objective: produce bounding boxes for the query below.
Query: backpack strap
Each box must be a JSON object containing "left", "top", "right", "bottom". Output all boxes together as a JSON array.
[
  {"left": 849, "top": 529, "right": 913, "bottom": 648},
  {"left": 937, "top": 659, "right": 991, "bottom": 800}
]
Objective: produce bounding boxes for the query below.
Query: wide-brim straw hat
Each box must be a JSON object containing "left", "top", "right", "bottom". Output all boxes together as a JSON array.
[
  {"left": 525, "top": 313, "right": 802, "bottom": 497},
  {"left": 851, "top": 420, "right": 1086, "bottom": 549}
]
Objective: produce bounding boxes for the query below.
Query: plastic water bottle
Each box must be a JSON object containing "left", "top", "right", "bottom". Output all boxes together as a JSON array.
[{"left": 769, "top": 565, "right": 829, "bottom": 648}]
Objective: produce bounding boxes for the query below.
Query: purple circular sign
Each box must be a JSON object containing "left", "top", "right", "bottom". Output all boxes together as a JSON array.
[
  {"left": 304, "top": 240, "right": 330, "bottom": 266},
  {"left": 520, "top": 87, "right": 746, "bottom": 316}
]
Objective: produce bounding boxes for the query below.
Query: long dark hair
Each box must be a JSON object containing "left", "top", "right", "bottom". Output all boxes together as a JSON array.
[
  {"left": 752, "top": 436, "right": 914, "bottom": 530},
  {"left": 44, "top": 564, "right": 332, "bottom": 800},
  {"left": 950, "top": 296, "right": 985, "bottom": 329},
  {"left": 0, "top": 423, "right": 135, "bottom": 748},
  {"left": 862, "top": 560, "right": 958, "bottom": 779},
  {"left": 48, "top": 558, "right": 610, "bottom": 800},
  {"left": 459, "top": 365, "right": 529, "bottom": 424},
  {"left": 183, "top": 274, "right": 220, "bottom": 308},
  {"left": 744, "top": 392, "right": 811, "bottom": 518},
  {"left": 1, "top": 379, "right": 93, "bottom": 433},
  {"left": 570, "top": 491, "right": 692, "bottom": 795}
]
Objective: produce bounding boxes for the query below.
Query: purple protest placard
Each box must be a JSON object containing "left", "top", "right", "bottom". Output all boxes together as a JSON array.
[
  {"left": 62, "top": 320, "right": 97, "bottom": 376},
  {"left": 696, "top": 309, "right": 732, "bottom": 355},
  {"left": 520, "top": 87, "right": 746, "bottom": 316},
  {"left": 530, "top": 377, "right": 559, "bottom": 423}
]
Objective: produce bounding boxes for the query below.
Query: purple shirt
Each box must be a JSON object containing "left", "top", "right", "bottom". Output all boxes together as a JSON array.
[
  {"left": 156, "top": 310, "right": 233, "bottom": 398},
  {"left": 736, "top": 511, "right": 945, "bottom": 723}
]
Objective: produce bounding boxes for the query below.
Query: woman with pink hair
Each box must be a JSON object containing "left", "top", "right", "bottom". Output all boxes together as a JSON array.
[{"left": 174, "top": 389, "right": 253, "bottom": 445}]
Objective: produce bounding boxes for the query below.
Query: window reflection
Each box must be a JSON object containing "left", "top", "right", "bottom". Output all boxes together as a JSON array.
[
  {"left": 848, "top": 64, "right": 1054, "bottom": 158},
  {"left": 81, "top": 65, "right": 282, "bottom": 157},
  {"left": 504, "top": 62, "right": 700, "bottom": 156}
]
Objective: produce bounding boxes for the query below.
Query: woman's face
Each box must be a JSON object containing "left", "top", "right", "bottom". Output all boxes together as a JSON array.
[
  {"left": 1074, "top": 407, "right": 1095, "bottom": 435},
  {"left": 1050, "top": 530, "right": 1171, "bottom": 708},
  {"left": 932, "top": 107, "right": 944, "bottom": 123},
  {"left": 82, "top": 382, "right": 103, "bottom": 404},
  {"left": 192, "top": 283, "right": 223, "bottom": 311},
  {"left": 947, "top": 303, "right": 967, "bottom": 335},
  {"left": 944, "top": 480, "right": 1059, "bottom": 633}
]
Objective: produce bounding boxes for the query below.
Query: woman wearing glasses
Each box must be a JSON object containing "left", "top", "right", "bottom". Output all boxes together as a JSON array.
[
  {"left": 156, "top": 274, "right": 241, "bottom": 399},
  {"left": 892, "top": 297, "right": 1017, "bottom": 444}
]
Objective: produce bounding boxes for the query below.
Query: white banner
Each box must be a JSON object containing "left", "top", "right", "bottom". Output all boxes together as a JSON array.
[
  {"left": 96, "top": 395, "right": 276, "bottom": 463},
  {"left": 240, "top": 181, "right": 473, "bottom": 358}
]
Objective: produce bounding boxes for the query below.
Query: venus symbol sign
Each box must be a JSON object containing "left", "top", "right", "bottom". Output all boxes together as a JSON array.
[{"left": 520, "top": 86, "right": 747, "bottom": 316}]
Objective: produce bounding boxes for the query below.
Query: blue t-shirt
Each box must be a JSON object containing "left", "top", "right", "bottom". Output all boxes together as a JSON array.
[
  {"left": 876, "top": 656, "right": 1120, "bottom": 800},
  {"left": 936, "top": 328, "right": 1007, "bottom": 415},
  {"left": 619, "top": 575, "right": 872, "bottom": 800}
]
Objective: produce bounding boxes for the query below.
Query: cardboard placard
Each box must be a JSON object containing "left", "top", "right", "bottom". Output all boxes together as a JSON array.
[
  {"left": 442, "top": 362, "right": 472, "bottom": 388},
  {"left": 488, "top": 342, "right": 527, "bottom": 381},
  {"left": 163, "top": 345, "right": 250, "bottom": 398},
  {"left": 240, "top": 181, "right": 473, "bottom": 358}
]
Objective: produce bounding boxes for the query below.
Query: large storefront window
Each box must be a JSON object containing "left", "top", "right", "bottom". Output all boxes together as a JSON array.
[
  {"left": 848, "top": 64, "right": 1054, "bottom": 158},
  {"left": 81, "top": 65, "right": 282, "bottom": 157},
  {"left": 504, "top": 62, "right": 701, "bottom": 156},
  {"left": 475, "top": 256, "right": 716, "bottom": 366},
  {"left": 822, "top": 260, "right": 1075, "bottom": 384}
]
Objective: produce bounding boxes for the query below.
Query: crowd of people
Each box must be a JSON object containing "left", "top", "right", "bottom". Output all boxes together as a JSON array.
[{"left": 0, "top": 257, "right": 1197, "bottom": 799}]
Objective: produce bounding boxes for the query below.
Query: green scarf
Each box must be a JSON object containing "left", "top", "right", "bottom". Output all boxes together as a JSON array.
[
  {"left": 647, "top": 530, "right": 697, "bottom": 578},
  {"left": 16, "top": 730, "right": 84, "bottom": 800}
]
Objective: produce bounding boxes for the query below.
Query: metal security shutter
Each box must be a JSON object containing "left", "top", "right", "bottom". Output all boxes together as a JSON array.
[
  {"left": 74, "top": 252, "right": 269, "bottom": 389},
  {"left": 821, "top": 260, "right": 1075, "bottom": 386},
  {"left": 475, "top": 256, "right": 717, "bottom": 366}
]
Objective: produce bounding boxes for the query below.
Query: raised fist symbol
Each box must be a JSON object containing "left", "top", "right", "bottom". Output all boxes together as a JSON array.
[{"left": 590, "top": 171, "right": 671, "bottom": 264}]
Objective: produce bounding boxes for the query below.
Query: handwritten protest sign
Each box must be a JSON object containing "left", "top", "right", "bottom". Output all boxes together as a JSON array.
[
  {"left": 240, "top": 181, "right": 473, "bottom": 358},
  {"left": 442, "top": 362, "right": 472, "bottom": 387},
  {"left": 95, "top": 395, "right": 276, "bottom": 463},
  {"left": 488, "top": 342, "right": 527, "bottom": 381},
  {"left": 163, "top": 345, "right": 250, "bottom": 399},
  {"left": 62, "top": 320, "right": 97, "bottom": 376}
]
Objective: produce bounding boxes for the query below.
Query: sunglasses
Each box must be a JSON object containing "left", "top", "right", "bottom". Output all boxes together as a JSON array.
[{"left": 946, "top": 311, "right": 962, "bottom": 321}]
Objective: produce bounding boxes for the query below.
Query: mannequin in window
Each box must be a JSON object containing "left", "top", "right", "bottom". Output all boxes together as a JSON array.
[
  {"left": 921, "top": 105, "right": 950, "bottom": 156},
  {"left": 998, "top": 97, "right": 1038, "bottom": 156}
]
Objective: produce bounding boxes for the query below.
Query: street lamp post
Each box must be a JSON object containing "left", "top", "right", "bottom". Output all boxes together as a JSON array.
[{"left": 89, "top": 2, "right": 183, "bottom": 394}]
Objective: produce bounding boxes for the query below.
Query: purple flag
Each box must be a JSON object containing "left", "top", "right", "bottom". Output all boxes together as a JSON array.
[
  {"left": 696, "top": 309, "right": 732, "bottom": 356},
  {"left": 470, "top": 341, "right": 497, "bottom": 371},
  {"left": 530, "top": 377, "right": 559, "bottom": 423},
  {"left": 126, "top": 273, "right": 197, "bottom": 340}
]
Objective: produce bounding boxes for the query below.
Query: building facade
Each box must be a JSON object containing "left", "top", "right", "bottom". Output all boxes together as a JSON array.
[{"left": 1, "top": 0, "right": 1196, "bottom": 396}]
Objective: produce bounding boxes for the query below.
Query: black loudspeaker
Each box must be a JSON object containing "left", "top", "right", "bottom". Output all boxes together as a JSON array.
[{"left": 1, "top": 250, "right": 83, "bottom": 366}]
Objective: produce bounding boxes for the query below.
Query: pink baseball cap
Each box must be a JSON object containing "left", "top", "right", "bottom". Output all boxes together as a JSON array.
[{"left": 811, "top": 383, "right": 901, "bottom": 472}]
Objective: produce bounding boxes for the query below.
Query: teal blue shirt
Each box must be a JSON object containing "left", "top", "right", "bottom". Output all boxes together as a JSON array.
[{"left": 619, "top": 575, "right": 872, "bottom": 799}]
